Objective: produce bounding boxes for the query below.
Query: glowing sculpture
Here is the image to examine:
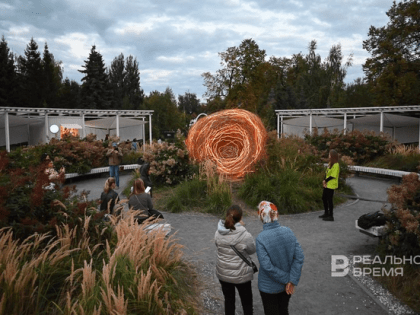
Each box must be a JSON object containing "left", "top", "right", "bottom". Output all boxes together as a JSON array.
[{"left": 186, "top": 109, "right": 267, "bottom": 181}]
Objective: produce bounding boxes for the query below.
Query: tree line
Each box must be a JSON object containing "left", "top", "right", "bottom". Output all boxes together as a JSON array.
[{"left": 0, "top": 0, "right": 419, "bottom": 134}]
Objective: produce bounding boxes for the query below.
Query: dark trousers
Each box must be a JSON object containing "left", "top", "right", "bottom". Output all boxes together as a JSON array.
[
  {"left": 322, "top": 188, "right": 334, "bottom": 216},
  {"left": 219, "top": 280, "right": 253, "bottom": 315},
  {"left": 260, "top": 290, "right": 291, "bottom": 315}
]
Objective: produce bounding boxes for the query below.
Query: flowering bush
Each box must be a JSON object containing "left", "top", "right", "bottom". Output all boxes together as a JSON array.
[
  {"left": 140, "top": 131, "right": 197, "bottom": 186},
  {"left": 305, "top": 129, "right": 395, "bottom": 164},
  {"left": 0, "top": 150, "right": 111, "bottom": 241},
  {"left": 382, "top": 173, "right": 420, "bottom": 258}
]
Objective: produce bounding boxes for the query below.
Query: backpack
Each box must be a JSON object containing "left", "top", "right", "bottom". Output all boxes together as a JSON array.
[{"left": 357, "top": 211, "right": 387, "bottom": 229}]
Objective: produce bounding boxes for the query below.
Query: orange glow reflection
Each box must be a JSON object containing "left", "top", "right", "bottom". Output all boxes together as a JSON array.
[{"left": 186, "top": 109, "right": 267, "bottom": 181}]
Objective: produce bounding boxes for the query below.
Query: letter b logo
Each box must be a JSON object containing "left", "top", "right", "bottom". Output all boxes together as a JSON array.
[{"left": 331, "top": 255, "right": 349, "bottom": 277}]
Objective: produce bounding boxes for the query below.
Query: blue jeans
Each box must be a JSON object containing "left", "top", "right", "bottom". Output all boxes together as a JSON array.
[{"left": 109, "top": 165, "right": 119, "bottom": 187}]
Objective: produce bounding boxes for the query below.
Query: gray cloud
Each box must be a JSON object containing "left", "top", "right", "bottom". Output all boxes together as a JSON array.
[{"left": 1, "top": 0, "right": 391, "bottom": 101}]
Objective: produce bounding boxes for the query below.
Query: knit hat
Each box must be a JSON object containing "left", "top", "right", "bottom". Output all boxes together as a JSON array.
[{"left": 258, "top": 201, "right": 278, "bottom": 223}]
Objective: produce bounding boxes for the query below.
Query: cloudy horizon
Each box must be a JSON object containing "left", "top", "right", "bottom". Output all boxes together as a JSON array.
[{"left": 1, "top": 0, "right": 391, "bottom": 102}]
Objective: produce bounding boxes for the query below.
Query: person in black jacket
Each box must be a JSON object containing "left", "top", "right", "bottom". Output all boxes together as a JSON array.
[
  {"left": 100, "top": 177, "right": 119, "bottom": 214},
  {"left": 139, "top": 163, "right": 153, "bottom": 197}
]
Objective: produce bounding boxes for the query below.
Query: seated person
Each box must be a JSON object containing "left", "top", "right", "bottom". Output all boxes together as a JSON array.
[
  {"left": 100, "top": 177, "right": 119, "bottom": 214},
  {"left": 128, "top": 178, "right": 163, "bottom": 223}
]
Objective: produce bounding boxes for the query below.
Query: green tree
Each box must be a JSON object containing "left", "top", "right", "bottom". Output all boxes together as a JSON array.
[
  {"left": 144, "top": 88, "right": 184, "bottom": 139},
  {"left": 41, "top": 43, "right": 62, "bottom": 108},
  {"left": 18, "top": 38, "right": 44, "bottom": 108},
  {"left": 58, "top": 78, "right": 81, "bottom": 108},
  {"left": 124, "top": 55, "right": 144, "bottom": 109},
  {"left": 0, "top": 36, "right": 18, "bottom": 107},
  {"left": 363, "top": 0, "right": 420, "bottom": 106},
  {"left": 108, "top": 53, "right": 126, "bottom": 109},
  {"left": 178, "top": 92, "right": 201, "bottom": 115},
  {"left": 79, "top": 45, "right": 111, "bottom": 109}
]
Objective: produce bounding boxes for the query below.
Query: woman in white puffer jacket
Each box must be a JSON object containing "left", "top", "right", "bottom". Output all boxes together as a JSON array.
[{"left": 215, "top": 205, "right": 256, "bottom": 315}]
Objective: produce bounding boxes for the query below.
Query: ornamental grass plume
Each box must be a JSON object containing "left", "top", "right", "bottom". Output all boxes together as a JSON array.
[{"left": 0, "top": 213, "right": 199, "bottom": 314}]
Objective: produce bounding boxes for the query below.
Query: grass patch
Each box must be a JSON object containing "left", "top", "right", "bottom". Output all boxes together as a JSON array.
[
  {"left": 361, "top": 262, "right": 420, "bottom": 313},
  {"left": 164, "top": 178, "right": 232, "bottom": 215}
]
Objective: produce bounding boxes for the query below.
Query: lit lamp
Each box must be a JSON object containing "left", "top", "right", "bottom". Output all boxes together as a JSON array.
[{"left": 50, "top": 124, "right": 59, "bottom": 138}]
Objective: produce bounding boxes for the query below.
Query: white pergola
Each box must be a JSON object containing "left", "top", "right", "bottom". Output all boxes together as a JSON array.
[
  {"left": 0, "top": 107, "right": 154, "bottom": 152},
  {"left": 276, "top": 105, "right": 420, "bottom": 148}
]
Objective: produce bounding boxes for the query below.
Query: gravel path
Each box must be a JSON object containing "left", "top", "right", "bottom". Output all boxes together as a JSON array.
[{"left": 69, "top": 173, "right": 415, "bottom": 315}]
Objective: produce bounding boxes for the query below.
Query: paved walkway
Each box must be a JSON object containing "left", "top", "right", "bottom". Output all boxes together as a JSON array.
[{"left": 70, "top": 174, "right": 401, "bottom": 315}]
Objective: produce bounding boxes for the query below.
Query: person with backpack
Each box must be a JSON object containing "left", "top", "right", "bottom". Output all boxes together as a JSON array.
[
  {"left": 215, "top": 205, "right": 256, "bottom": 315},
  {"left": 319, "top": 149, "right": 340, "bottom": 221}
]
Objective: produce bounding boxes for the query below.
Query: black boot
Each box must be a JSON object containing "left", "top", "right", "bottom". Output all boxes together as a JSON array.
[
  {"left": 323, "top": 209, "right": 334, "bottom": 221},
  {"left": 319, "top": 212, "right": 328, "bottom": 218}
]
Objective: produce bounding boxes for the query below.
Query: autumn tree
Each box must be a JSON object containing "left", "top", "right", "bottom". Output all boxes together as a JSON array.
[{"left": 363, "top": 0, "right": 420, "bottom": 105}]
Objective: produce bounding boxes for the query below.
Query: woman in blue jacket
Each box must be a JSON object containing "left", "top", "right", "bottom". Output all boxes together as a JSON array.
[{"left": 256, "top": 201, "right": 304, "bottom": 315}]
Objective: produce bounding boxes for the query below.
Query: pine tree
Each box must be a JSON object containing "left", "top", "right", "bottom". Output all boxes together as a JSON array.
[
  {"left": 18, "top": 38, "right": 43, "bottom": 108},
  {"left": 79, "top": 45, "right": 111, "bottom": 109},
  {"left": 58, "top": 77, "right": 81, "bottom": 108},
  {"left": 0, "top": 36, "right": 17, "bottom": 107},
  {"left": 124, "top": 55, "right": 144, "bottom": 109},
  {"left": 42, "top": 43, "right": 62, "bottom": 108},
  {"left": 108, "top": 53, "right": 126, "bottom": 109}
]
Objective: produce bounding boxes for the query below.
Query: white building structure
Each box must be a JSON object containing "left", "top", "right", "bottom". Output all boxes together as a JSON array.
[
  {"left": 0, "top": 107, "right": 154, "bottom": 152},
  {"left": 276, "top": 106, "right": 420, "bottom": 146}
]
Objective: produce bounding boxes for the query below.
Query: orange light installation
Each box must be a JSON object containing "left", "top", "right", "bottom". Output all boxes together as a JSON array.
[{"left": 186, "top": 109, "right": 267, "bottom": 181}]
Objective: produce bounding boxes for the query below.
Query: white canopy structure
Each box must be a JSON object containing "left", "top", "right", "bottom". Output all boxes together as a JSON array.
[
  {"left": 276, "top": 105, "right": 420, "bottom": 147},
  {"left": 0, "top": 107, "right": 154, "bottom": 152},
  {"left": 282, "top": 116, "right": 352, "bottom": 137}
]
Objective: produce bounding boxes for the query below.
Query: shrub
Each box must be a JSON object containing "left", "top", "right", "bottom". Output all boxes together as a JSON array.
[
  {"left": 368, "top": 144, "right": 420, "bottom": 172},
  {"left": 238, "top": 133, "right": 350, "bottom": 213},
  {"left": 140, "top": 131, "right": 197, "bottom": 186},
  {"left": 381, "top": 173, "right": 420, "bottom": 259},
  {"left": 0, "top": 150, "right": 111, "bottom": 241},
  {"left": 305, "top": 129, "right": 395, "bottom": 164}
]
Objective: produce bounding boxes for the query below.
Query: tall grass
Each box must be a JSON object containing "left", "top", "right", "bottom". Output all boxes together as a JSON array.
[
  {"left": 165, "top": 160, "right": 232, "bottom": 215},
  {"left": 367, "top": 144, "right": 420, "bottom": 172},
  {"left": 0, "top": 213, "right": 199, "bottom": 315}
]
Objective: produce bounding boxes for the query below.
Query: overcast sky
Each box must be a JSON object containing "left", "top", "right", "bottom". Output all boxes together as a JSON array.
[{"left": 1, "top": 0, "right": 391, "bottom": 102}]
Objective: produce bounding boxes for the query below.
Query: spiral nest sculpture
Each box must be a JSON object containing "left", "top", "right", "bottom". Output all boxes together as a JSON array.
[{"left": 186, "top": 109, "right": 267, "bottom": 181}]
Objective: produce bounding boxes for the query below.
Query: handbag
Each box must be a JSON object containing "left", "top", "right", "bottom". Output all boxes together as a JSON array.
[{"left": 230, "top": 245, "right": 258, "bottom": 273}]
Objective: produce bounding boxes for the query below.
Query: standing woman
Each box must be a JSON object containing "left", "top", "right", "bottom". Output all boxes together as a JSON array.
[
  {"left": 128, "top": 179, "right": 163, "bottom": 222},
  {"left": 215, "top": 205, "right": 256, "bottom": 315},
  {"left": 100, "top": 177, "right": 119, "bottom": 214},
  {"left": 256, "top": 201, "right": 304, "bottom": 315},
  {"left": 319, "top": 149, "right": 340, "bottom": 221}
]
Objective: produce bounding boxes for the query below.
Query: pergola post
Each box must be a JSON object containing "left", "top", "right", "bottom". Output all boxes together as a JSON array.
[
  {"left": 45, "top": 113, "right": 49, "bottom": 143},
  {"left": 343, "top": 113, "right": 347, "bottom": 135},
  {"left": 380, "top": 111, "right": 384, "bottom": 133},
  {"left": 280, "top": 116, "right": 284, "bottom": 138},
  {"left": 116, "top": 113, "right": 120, "bottom": 138},
  {"left": 5, "top": 112, "right": 10, "bottom": 152},
  {"left": 418, "top": 119, "right": 420, "bottom": 152},
  {"left": 81, "top": 112, "right": 86, "bottom": 138},
  {"left": 277, "top": 114, "right": 279, "bottom": 139},
  {"left": 142, "top": 117, "right": 145, "bottom": 149},
  {"left": 309, "top": 113, "right": 313, "bottom": 136},
  {"left": 149, "top": 114, "right": 152, "bottom": 144}
]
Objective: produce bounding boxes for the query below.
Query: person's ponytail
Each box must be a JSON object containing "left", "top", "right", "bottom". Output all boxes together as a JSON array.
[{"left": 224, "top": 205, "right": 243, "bottom": 230}]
